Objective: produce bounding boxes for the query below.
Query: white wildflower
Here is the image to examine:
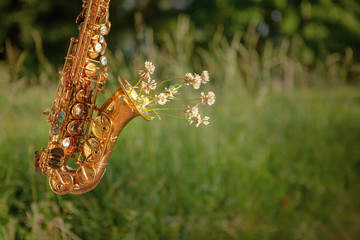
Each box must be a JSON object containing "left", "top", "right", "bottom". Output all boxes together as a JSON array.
[
  {"left": 191, "top": 74, "right": 202, "bottom": 89},
  {"left": 145, "top": 61, "right": 155, "bottom": 73},
  {"left": 195, "top": 114, "right": 210, "bottom": 127},
  {"left": 140, "top": 79, "right": 157, "bottom": 94},
  {"left": 139, "top": 61, "right": 156, "bottom": 79},
  {"left": 154, "top": 93, "right": 168, "bottom": 105},
  {"left": 136, "top": 95, "right": 150, "bottom": 111},
  {"left": 200, "top": 92, "right": 206, "bottom": 105},
  {"left": 140, "top": 81, "right": 147, "bottom": 92},
  {"left": 132, "top": 65, "right": 213, "bottom": 125},
  {"left": 200, "top": 70, "right": 209, "bottom": 84},
  {"left": 184, "top": 73, "right": 193, "bottom": 85},
  {"left": 206, "top": 91, "right": 215, "bottom": 105},
  {"left": 184, "top": 106, "right": 191, "bottom": 119},
  {"left": 164, "top": 86, "right": 178, "bottom": 99},
  {"left": 203, "top": 116, "right": 210, "bottom": 125},
  {"left": 138, "top": 70, "right": 150, "bottom": 80},
  {"left": 200, "top": 91, "right": 216, "bottom": 105},
  {"left": 149, "top": 80, "right": 157, "bottom": 91},
  {"left": 184, "top": 105, "right": 199, "bottom": 120}
]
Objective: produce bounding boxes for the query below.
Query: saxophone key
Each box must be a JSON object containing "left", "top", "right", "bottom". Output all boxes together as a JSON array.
[
  {"left": 48, "top": 147, "right": 65, "bottom": 169},
  {"left": 49, "top": 170, "right": 74, "bottom": 194},
  {"left": 83, "top": 137, "right": 101, "bottom": 160},
  {"left": 76, "top": 165, "right": 96, "bottom": 185},
  {"left": 84, "top": 62, "right": 97, "bottom": 77},
  {"left": 87, "top": 47, "right": 99, "bottom": 59},
  {"left": 100, "top": 41, "right": 107, "bottom": 55},
  {"left": 66, "top": 120, "right": 82, "bottom": 136},
  {"left": 71, "top": 103, "right": 86, "bottom": 119},
  {"left": 91, "top": 113, "right": 112, "bottom": 139}
]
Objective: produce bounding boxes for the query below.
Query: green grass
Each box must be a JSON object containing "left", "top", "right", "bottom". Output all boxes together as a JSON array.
[
  {"left": 1, "top": 16, "right": 360, "bottom": 239},
  {"left": 1, "top": 74, "right": 360, "bottom": 239}
]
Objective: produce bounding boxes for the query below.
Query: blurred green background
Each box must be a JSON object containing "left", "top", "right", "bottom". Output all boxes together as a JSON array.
[{"left": 1, "top": 0, "right": 360, "bottom": 239}]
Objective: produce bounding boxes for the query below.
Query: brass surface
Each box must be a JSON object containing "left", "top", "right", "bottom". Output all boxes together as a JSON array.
[{"left": 34, "top": 0, "right": 148, "bottom": 194}]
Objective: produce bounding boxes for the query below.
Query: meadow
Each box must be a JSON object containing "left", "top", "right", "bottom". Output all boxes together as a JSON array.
[{"left": 1, "top": 17, "right": 360, "bottom": 239}]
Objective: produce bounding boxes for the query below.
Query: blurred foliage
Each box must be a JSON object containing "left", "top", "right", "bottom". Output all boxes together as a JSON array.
[{"left": 0, "top": 0, "right": 360, "bottom": 84}]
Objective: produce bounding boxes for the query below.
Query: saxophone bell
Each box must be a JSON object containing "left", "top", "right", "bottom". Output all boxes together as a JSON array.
[{"left": 69, "top": 77, "right": 149, "bottom": 194}]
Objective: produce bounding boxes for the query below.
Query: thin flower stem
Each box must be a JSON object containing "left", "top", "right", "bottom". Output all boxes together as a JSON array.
[
  {"left": 130, "top": 77, "right": 143, "bottom": 94},
  {"left": 159, "top": 84, "right": 183, "bottom": 94},
  {"left": 145, "top": 108, "right": 183, "bottom": 112},
  {"left": 157, "top": 78, "right": 183, "bottom": 87},
  {"left": 144, "top": 103, "right": 157, "bottom": 110},
  {"left": 134, "top": 77, "right": 143, "bottom": 88},
  {"left": 154, "top": 113, "right": 188, "bottom": 120},
  {"left": 135, "top": 89, "right": 144, "bottom": 102},
  {"left": 173, "top": 97, "right": 200, "bottom": 101}
]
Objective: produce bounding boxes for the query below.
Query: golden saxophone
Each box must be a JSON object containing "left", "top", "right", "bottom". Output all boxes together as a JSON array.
[{"left": 34, "top": 0, "right": 148, "bottom": 194}]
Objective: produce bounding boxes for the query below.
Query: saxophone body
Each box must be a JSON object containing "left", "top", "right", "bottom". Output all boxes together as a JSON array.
[{"left": 35, "top": 0, "right": 147, "bottom": 194}]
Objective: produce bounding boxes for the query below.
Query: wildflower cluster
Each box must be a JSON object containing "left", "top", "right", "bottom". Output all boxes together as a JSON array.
[
  {"left": 129, "top": 61, "right": 215, "bottom": 127},
  {"left": 183, "top": 71, "right": 209, "bottom": 89}
]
